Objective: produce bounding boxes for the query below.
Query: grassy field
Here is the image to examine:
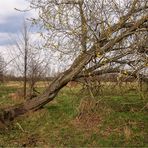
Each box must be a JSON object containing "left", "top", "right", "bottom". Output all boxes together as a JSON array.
[{"left": 0, "top": 82, "right": 148, "bottom": 147}]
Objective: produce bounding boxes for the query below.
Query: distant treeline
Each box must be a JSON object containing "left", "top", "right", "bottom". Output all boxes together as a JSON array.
[
  {"left": 1, "top": 75, "right": 55, "bottom": 82},
  {"left": 0, "top": 73, "right": 136, "bottom": 83}
]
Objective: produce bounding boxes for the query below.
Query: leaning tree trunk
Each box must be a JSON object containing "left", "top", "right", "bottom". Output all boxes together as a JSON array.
[
  {"left": 0, "top": 10, "right": 147, "bottom": 125},
  {"left": 0, "top": 50, "right": 93, "bottom": 125}
]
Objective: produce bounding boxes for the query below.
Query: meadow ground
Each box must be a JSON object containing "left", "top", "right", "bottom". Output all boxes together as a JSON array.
[{"left": 0, "top": 81, "right": 148, "bottom": 147}]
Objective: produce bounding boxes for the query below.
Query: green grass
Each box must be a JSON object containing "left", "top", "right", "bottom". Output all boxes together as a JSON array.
[
  {"left": 0, "top": 84, "right": 18, "bottom": 106},
  {"left": 0, "top": 82, "right": 148, "bottom": 147}
]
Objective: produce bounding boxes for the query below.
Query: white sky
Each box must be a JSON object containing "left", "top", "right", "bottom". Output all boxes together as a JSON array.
[
  {"left": 0, "top": 0, "right": 37, "bottom": 55},
  {"left": 0, "top": 0, "right": 41, "bottom": 74},
  {"left": 0, "top": 0, "right": 74, "bottom": 76}
]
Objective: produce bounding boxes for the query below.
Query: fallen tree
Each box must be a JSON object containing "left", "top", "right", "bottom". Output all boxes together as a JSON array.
[{"left": 0, "top": 0, "right": 148, "bottom": 124}]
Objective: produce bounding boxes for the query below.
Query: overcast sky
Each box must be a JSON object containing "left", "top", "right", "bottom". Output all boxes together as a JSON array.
[
  {"left": 0, "top": 0, "right": 40, "bottom": 63},
  {"left": 0, "top": 0, "right": 73, "bottom": 75},
  {"left": 0, "top": 0, "right": 41, "bottom": 74},
  {"left": 0, "top": 0, "right": 35, "bottom": 46}
]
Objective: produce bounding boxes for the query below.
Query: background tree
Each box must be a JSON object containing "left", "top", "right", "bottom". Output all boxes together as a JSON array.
[
  {"left": 0, "top": 54, "right": 5, "bottom": 83},
  {"left": 8, "top": 21, "right": 30, "bottom": 99},
  {"left": 8, "top": 21, "right": 51, "bottom": 99},
  {"left": 27, "top": 49, "right": 50, "bottom": 99},
  {"left": 23, "top": 22, "right": 29, "bottom": 99}
]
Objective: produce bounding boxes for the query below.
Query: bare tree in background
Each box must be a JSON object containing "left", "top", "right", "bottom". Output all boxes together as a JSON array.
[
  {"left": 27, "top": 50, "right": 50, "bottom": 99},
  {"left": 0, "top": 54, "right": 5, "bottom": 83},
  {"left": 0, "top": 0, "right": 148, "bottom": 124},
  {"left": 8, "top": 21, "right": 51, "bottom": 99},
  {"left": 8, "top": 21, "right": 30, "bottom": 99},
  {"left": 23, "top": 22, "right": 29, "bottom": 99}
]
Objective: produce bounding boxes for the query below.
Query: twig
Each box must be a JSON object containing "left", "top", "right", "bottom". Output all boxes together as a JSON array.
[{"left": 16, "top": 122, "right": 25, "bottom": 132}]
